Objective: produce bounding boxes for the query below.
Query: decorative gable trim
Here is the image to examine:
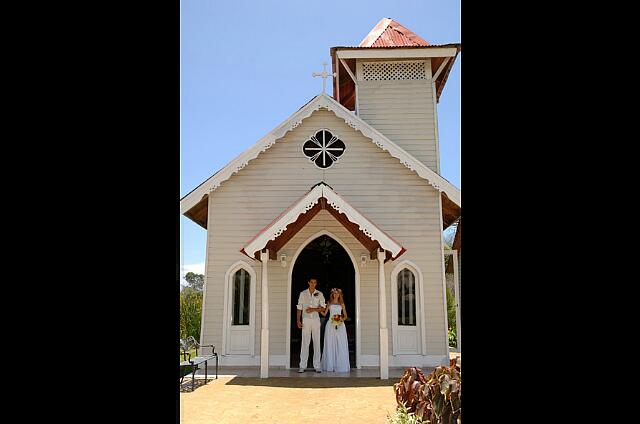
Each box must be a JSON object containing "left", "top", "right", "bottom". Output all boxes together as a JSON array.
[
  {"left": 180, "top": 93, "right": 460, "bottom": 215},
  {"left": 241, "top": 183, "right": 405, "bottom": 260}
]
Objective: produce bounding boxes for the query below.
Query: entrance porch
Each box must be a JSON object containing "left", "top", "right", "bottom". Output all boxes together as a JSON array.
[
  {"left": 187, "top": 366, "right": 418, "bottom": 379},
  {"left": 240, "top": 182, "right": 405, "bottom": 379}
]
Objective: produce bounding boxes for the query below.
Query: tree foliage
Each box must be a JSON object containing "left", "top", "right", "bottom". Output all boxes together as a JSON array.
[
  {"left": 184, "top": 272, "right": 204, "bottom": 291},
  {"left": 446, "top": 286, "right": 457, "bottom": 348},
  {"left": 180, "top": 288, "right": 203, "bottom": 341}
]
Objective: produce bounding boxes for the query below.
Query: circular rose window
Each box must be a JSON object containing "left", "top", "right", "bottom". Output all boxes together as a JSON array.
[{"left": 302, "top": 129, "right": 345, "bottom": 169}]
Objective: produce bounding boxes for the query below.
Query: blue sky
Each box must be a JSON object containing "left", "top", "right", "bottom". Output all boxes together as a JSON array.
[{"left": 180, "top": 0, "right": 461, "bottom": 279}]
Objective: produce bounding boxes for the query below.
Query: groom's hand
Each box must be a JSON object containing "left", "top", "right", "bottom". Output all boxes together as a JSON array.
[{"left": 297, "top": 321, "right": 303, "bottom": 329}]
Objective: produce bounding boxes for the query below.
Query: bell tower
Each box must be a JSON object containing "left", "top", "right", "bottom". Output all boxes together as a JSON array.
[{"left": 330, "top": 18, "right": 460, "bottom": 174}]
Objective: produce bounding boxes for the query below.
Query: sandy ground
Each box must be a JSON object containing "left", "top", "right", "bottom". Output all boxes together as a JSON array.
[
  {"left": 180, "top": 352, "right": 460, "bottom": 423},
  {"left": 180, "top": 377, "right": 398, "bottom": 424}
]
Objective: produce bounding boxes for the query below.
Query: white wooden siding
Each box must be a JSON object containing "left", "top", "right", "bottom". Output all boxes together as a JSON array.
[
  {"left": 200, "top": 109, "right": 447, "bottom": 359},
  {"left": 356, "top": 59, "right": 438, "bottom": 172}
]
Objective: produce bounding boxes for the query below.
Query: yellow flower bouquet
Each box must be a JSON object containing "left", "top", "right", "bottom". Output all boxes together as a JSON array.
[{"left": 330, "top": 314, "right": 344, "bottom": 329}]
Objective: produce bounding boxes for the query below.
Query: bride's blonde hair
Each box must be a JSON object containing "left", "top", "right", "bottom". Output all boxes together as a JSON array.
[{"left": 330, "top": 288, "right": 344, "bottom": 305}]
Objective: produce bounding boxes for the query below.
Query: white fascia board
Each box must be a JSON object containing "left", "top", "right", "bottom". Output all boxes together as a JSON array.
[
  {"left": 180, "top": 182, "right": 210, "bottom": 215},
  {"left": 242, "top": 185, "right": 323, "bottom": 258},
  {"left": 336, "top": 47, "right": 458, "bottom": 59},
  {"left": 242, "top": 183, "right": 404, "bottom": 259},
  {"left": 322, "top": 185, "right": 404, "bottom": 258},
  {"left": 180, "top": 98, "right": 321, "bottom": 214},
  {"left": 180, "top": 93, "right": 460, "bottom": 215}
]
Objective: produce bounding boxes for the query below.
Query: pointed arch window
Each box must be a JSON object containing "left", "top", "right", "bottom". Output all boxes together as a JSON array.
[
  {"left": 232, "top": 269, "right": 251, "bottom": 325},
  {"left": 397, "top": 268, "right": 416, "bottom": 326}
]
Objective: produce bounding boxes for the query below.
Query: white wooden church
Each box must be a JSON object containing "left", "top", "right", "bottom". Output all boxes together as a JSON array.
[{"left": 180, "top": 18, "right": 461, "bottom": 379}]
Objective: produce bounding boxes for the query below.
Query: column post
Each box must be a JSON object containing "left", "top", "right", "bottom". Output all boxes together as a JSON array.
[
  {"left": 260, "top": 249, "right": 269, "bottom": 378},
  {"left": 377, "top": 248, "right": 389, "bottom": 380}
]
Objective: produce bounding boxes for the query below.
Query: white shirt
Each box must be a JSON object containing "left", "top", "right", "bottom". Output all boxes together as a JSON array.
[{"left": 297, "top": 289, "right": 326, "bottom": 321}]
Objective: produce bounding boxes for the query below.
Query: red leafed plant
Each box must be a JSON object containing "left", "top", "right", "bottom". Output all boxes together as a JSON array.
[
  {"left": 393, "top": 360, "right": 461, "bottom": 424},
  {"left": 393, "top": 367, "right": 428, "bottom": 415}
]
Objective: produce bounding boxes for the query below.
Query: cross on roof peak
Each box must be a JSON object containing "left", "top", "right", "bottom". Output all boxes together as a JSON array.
[{"left": 312, "top": 61, "right": 336, "bottom": 94}]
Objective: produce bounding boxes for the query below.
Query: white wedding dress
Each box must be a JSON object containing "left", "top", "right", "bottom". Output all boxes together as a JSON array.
[{"left": 321, "top": 304, "right": 350, "bottom": 372}]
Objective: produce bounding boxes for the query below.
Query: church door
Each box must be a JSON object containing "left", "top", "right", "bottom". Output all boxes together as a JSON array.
[{"left": 290, "top": 235, "right": 356, "bottom": 369}]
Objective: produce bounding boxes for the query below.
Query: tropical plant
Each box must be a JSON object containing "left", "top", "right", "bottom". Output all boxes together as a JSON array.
[
  {"left": 386, "top": 401, "right": 424, "bottom": 424},
  {"left": 393, "top": 364, "right": 462, "bottom": 424},
  {"left": 180, "top": 288, "right": 203, "bottom": 341},
  {"left": 421, "top": 364, "right": 461, "bottom": 424},
  {"left": 393, "top": 367, "right": 428, "bottom": 416},
  {"left": 448, "top": 327, "right": 457, "bottom": 348},
  {"left": 446, "top": 287, "right": 457, "bottom": 348}
]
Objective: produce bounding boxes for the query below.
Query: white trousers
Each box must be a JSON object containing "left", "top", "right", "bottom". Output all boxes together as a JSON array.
[{"left": 299, "top": 318, "right": 321, "bottom": 370}]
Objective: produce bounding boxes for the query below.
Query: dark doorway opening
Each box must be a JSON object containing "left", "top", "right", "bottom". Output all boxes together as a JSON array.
[{"left": 290, "top": 234, "right": 356, "bottom": 369}]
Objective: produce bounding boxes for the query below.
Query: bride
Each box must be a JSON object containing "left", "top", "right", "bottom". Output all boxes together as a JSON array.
[{"left": 320, "top": 288, "right": 350, "bottom": 372}]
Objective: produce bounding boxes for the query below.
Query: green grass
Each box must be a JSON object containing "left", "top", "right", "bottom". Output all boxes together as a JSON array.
[{"left": 179, "top": 348, "right": 198, "bottom": 362}]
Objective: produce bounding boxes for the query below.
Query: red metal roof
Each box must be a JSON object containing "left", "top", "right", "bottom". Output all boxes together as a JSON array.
[
  {"left": 358, "top": 18, "right": 429, "bottom": 48},
  {"left": 331, "top": 18, "right": 459, "bottom": 110}
]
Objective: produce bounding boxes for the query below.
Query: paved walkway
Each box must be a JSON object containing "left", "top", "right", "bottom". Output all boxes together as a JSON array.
[
  {"left": 180, "top": 375, "right": 399, "bottom": 424},
  {"left": 180, "top": 352, "right": 461, "bottom": 423}
]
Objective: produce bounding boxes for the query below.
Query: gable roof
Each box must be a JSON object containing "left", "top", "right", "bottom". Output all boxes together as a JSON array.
[
  {"left": 359, "top": 18, "right": 430, "bottom": 48},
  {"left": 181, "top": 93, "right": 460, "bottom": 227},
  {"left": 241, "top": 182, "right": 405, "bottom": 262}
]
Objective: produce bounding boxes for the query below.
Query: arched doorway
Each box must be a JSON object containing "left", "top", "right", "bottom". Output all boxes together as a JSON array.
[{"left": 290, "top": 234, "right": 356, "bottom": 369}]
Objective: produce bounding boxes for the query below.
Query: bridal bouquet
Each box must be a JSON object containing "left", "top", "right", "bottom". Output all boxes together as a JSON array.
[{"left": 330, "top": 314, "right": 344, "bottom": 329}]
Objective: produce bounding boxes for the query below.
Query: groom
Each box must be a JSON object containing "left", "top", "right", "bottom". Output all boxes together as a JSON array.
[{"left": 296, "top": 277, "right": 326, "bottom": 373}]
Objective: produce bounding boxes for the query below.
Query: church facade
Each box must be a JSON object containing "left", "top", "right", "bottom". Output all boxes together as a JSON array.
[{"left": 180, "top": 18, "right": 461, "bottom": 379}]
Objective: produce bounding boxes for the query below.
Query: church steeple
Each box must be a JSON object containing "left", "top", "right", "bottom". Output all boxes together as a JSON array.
[{"left": 329, "top": 18, "right": 460, "bottom": 174}]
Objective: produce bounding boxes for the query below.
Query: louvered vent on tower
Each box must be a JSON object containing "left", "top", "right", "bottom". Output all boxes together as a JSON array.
[{"left": 361, "top": 61, "right": 427, "bottom": 81}]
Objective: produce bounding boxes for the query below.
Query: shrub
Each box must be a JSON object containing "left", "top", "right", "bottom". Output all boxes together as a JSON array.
[
  {"left": 393, "top": 367, "right": 428, "bottom": 415},
  {"left": 393, "top": 364, "right": 462, "bottom": 424},
  {"left": 446, "top": 287, "right": 457, "bottom": 348},
  {"left": 180, "top": 288, "right": 203, "bottom": 341},
  {"left": 421, "top": 364, "right": 461, "bottom": 423},
  {"left": 448, "top": 327, "right": 457, "bottom": 349},
  {"left": 387, "top": 401, "right": 424, "bottom": 424}
]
